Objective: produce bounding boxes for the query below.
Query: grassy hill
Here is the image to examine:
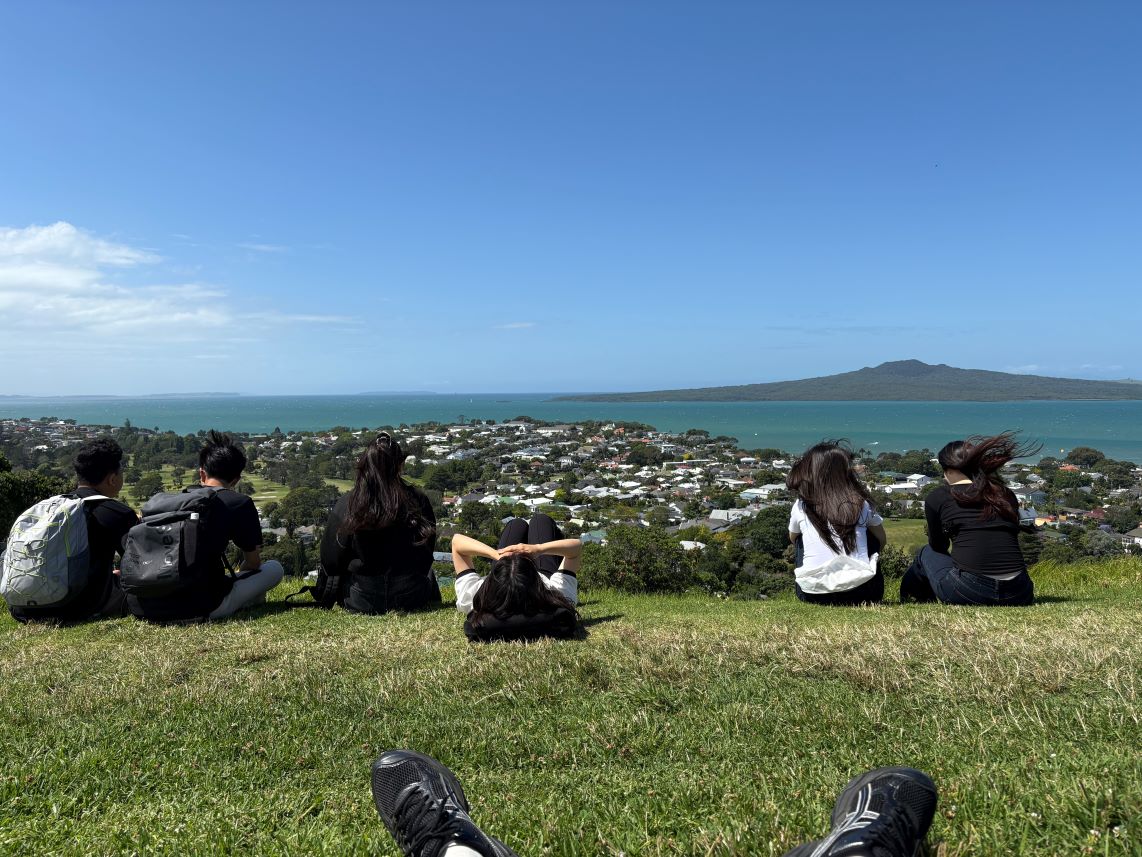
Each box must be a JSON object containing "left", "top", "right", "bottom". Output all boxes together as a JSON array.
[
  {"left": 1, "top": 560, "right": 1138, "bottom": 856},
  {"left": 557, "top": 360, "right": 1142, "bottom": 402}
]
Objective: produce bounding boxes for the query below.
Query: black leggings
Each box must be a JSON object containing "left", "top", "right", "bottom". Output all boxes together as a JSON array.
[{"left": 498, "top": 513, "right": 564, "bottom": 576}]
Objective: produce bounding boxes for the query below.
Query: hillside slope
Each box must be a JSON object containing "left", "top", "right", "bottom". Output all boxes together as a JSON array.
[{"left": 0, "top": 560, "right": 1138, "bottom": 855}]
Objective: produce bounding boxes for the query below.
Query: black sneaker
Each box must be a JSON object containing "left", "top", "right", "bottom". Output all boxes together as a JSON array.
[
  {"left": 371, "top": 749, "right": 519, "bottom": 857},
  {"left": 781, "top": 767, "right": 937, "bottom": 857}
]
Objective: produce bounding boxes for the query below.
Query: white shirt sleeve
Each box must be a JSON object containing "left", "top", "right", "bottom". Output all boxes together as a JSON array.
[
  {"left": 861, "top": 501, "right": 884, "bottom": 527},
  {"left": 542, "top": 572, "right": 579, "bottom": 606},
  {"left": 454, "top": 572, "right": 484, "bottom": 614},
  {"left": 788, "top": 500, "right": 804, "bottom": 534}
]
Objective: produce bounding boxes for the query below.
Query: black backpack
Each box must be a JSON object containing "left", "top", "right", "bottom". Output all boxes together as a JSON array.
[
  {"left": 120, "top": 487, "right": 231, "bottom": 598},
  {"left": 286, "top": 561, "right": 350, "bottom": 608}
]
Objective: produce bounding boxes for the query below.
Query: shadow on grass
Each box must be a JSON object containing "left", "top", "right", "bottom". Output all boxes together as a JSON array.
[{"left": 574, "top": 613, "right": 624, "bottom": 639}]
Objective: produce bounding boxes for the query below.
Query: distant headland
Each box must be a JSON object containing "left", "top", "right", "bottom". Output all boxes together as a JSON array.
[{"left": 556, "top": 360, "right": 1142, "bottom": 402}]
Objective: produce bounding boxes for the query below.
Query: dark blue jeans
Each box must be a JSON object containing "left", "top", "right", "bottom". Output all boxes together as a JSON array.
[
  {"left": 900, "top": 546, "right": 1034, "bottom": 606},
  {"left": 793, "top": 534, "right": 884, "bottom": 606}
]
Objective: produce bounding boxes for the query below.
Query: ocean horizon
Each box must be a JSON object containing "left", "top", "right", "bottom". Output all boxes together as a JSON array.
[{"left": 3, "top": 394, "right": 1141, "bottom": 464}]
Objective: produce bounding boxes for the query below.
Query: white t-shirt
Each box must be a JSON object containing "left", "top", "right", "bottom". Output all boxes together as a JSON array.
[
  {"left": 788, "top": 499, "right": 883, "bottom": 571},
  {"left": 454, "top": 570, "right": 578, "bottom": 615}
]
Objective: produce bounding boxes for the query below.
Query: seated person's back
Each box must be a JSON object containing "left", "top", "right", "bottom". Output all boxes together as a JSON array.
[
  {"left": 126, "top": 430, "right": 283, "bottom": 622},
  {"left": 8, "top": 437, "right": 136, "bottom": 623},
  {"left": 319, "top": 433, "right": 439, "bottom": 614}
]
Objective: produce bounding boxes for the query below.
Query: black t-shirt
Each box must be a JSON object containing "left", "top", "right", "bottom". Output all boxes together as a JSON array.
[
  {"left": 127, "top": 487, "right": 263, "bottom": 621},
  {"left": 320, "top": 489, "right": 438, "bottom": 614},
  {"left": 9, "top": 487, "right": 137, "bottom": 623},
  {"left": 924, "top": 483, "right": 1026, "bottom": 577}
]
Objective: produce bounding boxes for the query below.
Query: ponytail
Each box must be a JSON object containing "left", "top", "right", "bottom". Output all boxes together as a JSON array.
[{"left": 341, "top": 432, "right": 436, "bottom": 545}]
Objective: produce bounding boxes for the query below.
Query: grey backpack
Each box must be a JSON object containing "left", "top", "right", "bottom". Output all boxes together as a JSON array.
[{"left": 1, "top": 494, "right": 107, "bottom": 608}]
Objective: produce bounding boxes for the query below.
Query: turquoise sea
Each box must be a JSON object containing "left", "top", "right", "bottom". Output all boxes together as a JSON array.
[{"left": 1, "top": 395, "right": 1140, "bottom": 463}]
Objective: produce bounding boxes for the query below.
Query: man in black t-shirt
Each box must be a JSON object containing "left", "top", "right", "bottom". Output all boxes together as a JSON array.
[
  {"left": 126, "top": 430, "right": 283, "bottom": 622},
  {"left": 9, "top": 438, "right": 137, "bottom": 624}
]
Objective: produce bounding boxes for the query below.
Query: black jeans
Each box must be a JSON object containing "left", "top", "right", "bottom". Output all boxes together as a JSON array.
[
  {"left": 793, "top": 534, "right": 884, "bottom": 606},
  {"left": 498, "top": 514, "right": 564, "bottom": 576},
  {"left": 900, "top": 546, "right": 1034, "bottom": 606}
]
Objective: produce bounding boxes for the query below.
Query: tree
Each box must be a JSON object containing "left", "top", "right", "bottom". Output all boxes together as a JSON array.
[
  {"left": 0, "top": 469, "right": 70, "bottom": 536},
  {"left": 1065, "top": 446, "right": 1105, "bottom": 467},
  {"left": 260, "top": 535, "right": 311, "bottom": 576},
  {"left": 135, "top": 471, "right": 165, "bottom": 500},
  {"left": 277, "top": 486, "right": 337, "bottom": 537},
  {"left": 1104, "top": 505, "right": 1141, "bottom": 534},
  {"left": 1019, "top": 531, "right": 1043, "bottom": 567},
  {"left": 579, "top": 525, "right": 690, "bottom": 593},
  {"left": 626, "top": 443, "right": 665, "bottom": 467},
  {"left": 1083, "top": 529, "right": 1124, "bottom": 558},
  {"left": 688, "top": 541, "right": 736, "bottom": 593}
]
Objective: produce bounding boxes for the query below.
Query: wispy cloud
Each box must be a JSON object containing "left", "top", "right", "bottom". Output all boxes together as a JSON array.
[
  {"left": 243, "top": 310, "right": 361, "bottom": 325},
  {"left": 1005, "top": 364, "right": 1043, "bottom": 374},
  {"left": 495, "top": 321, "right": 536, "bottom": 330},
  {"left": 237, "top": 242, "right": 288, "bottom": 254}
]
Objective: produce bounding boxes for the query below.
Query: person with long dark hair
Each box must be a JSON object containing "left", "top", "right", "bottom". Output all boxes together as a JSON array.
[
  {"left": 786, "top": 440, "right": 887, "bottom": 605},
  {"left": 451, "top": 513, "right": 580, "bottom": 641},
  {"left": 900, "top": 432, "right": 1039, "bottom": 606},
  {"left": 320, "top": 432, "right": 439, "bottom": 614}
]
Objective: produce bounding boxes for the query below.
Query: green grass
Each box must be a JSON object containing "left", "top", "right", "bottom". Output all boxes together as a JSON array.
[
  {"left": 882, "top": 518, "right": 929, "bottom": 554},
  {"left": 1, "top": 560, "right": 1139, "bottom": 856}
]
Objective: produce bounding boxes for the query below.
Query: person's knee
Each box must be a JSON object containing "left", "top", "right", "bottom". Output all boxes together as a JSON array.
[{"left": 260, "top": 560, "right": 285, "bottom": 587}]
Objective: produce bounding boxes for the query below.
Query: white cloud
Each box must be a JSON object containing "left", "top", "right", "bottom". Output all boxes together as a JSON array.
[
  {"left": 495, "top": 321, "right": 536, "bottom": 330},
  {"left": 0, "top": 221, "right": 157, "bottom": 267},
  {"left": 0, "top": 222, "right": 355, "bottom": 380}
]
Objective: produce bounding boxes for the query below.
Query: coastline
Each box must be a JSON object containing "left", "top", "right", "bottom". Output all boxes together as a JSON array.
[{"left": 2, "top": 395, "right": 1141, "bottom": 463}]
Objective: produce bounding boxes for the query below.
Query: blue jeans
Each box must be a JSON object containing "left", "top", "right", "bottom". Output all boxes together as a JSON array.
[{"left": 900, "top": 546, "right": 1034, "bottom": 606}]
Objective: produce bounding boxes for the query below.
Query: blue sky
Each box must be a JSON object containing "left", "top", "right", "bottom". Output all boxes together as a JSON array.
[{"left": 1, "top": 2, "right": 1139, "bottom": 395}]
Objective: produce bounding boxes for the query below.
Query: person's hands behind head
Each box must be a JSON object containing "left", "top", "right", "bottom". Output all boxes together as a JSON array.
[{"left": 498, "top": 543, "right": 540, "bottom": 558}]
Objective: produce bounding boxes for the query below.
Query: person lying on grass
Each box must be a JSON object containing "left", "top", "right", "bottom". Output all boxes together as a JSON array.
[{"left": 450, "top": 513, "right": 581, "bottom": 642}]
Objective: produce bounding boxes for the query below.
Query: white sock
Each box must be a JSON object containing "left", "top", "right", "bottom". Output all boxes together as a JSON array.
[{"left": 443, "top": 846, "right": 483, "bottom": 857}]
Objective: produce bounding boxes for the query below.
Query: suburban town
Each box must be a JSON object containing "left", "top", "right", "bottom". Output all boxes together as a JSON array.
[{"left": 3, "top": 415, "right": 1141, "bottom": 587}]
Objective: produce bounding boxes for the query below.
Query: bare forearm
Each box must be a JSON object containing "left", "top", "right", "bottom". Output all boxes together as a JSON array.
[
  {"left": 534, "top": 538, "right": 582, "bottom": 559},
  {"left": 451, "top": 533, "right": 498, "bottom": 563}
]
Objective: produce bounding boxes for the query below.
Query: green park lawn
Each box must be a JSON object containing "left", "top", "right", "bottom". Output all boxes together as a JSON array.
[
  {"left": 881, "top": 518, "right": 930, "bottom": 554},
  {"left": 121, "top": 462, "right": 351, "bottom": 508},
  {"left": 0, "top": 560, "right": 1138, "bottom": 856}
]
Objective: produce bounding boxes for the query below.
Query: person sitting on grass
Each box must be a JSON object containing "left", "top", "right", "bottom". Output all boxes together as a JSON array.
[
  {"left": 125, "top": 430, "right": 284, "bottom": 622},
  {"left": 7, "top": 437, "right": 137, "bottom": 624},
  {"left": 370, "top": 748, "right": 938, "bottom": 857},
  {"left": 320, "top": 432, "right": 439, "bottom": 614},
  {"left": 450, "top": 513, "right": 580, "bottom": 641},
  {"left": 786, "top": 440, "right": 887, "bottom": 606},
  {"left": 900, "top": 432, "right": 1039, "bottom": 607}
]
